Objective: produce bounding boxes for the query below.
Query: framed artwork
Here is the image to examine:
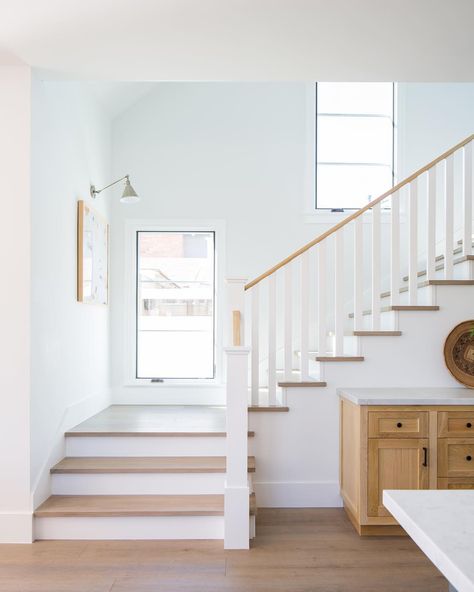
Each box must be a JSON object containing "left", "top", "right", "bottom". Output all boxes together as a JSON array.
[{"left": 77, "top": 200, "right": 108, "bottom": 305}]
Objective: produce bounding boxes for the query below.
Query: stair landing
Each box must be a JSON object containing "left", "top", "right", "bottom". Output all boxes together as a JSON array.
[{"left": 66, "top": 405, "right": 231, "bottom": 436}]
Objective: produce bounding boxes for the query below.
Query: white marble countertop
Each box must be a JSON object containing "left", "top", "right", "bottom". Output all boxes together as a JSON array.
[
  {"left": 337, "top": 387, "right": 474, "bottom": 406},
  {"left": 384, "top": 490, "right": 474, "bottom": 592}
]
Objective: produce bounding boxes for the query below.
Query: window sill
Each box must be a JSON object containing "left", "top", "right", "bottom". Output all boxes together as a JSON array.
[
  {"left": 124, "top": 379, "right": 224, "bottom": 388},
  {"left": 303, "top": 210, "right": 393, "bottom": 225}
]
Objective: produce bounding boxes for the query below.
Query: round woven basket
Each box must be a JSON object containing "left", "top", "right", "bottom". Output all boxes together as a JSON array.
[{"left": 444, "top": 320, "right": 474, "bottom": 388}]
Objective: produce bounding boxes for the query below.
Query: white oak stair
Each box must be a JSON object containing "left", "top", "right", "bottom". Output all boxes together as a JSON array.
[
  {"left": 35, "top": 406, "right": 258, "bottom": 541},
  {"left": 36, "top": 493, "right": 257, "bottom": 518},
  {"left": 51, "top": 456, "right": 256, "bottom": 474}
]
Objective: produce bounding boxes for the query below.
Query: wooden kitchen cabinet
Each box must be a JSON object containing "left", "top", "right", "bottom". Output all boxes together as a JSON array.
[
  {"left": 340, "top": 398, "right": 474, "bottom": 535},
  {"left": 367, "top": 438, "right": 429, "bottom": 517}
]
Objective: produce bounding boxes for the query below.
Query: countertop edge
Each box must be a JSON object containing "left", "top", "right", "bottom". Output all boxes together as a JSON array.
[
  {"left": 383, "top": 491, "right": 474, "bottom": 592},
  {"left": 337, "top": 388, "right": 474, "bottom": 406}
]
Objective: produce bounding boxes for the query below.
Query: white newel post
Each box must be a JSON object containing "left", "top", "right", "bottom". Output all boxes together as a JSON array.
[{"left": 224, "top": 279, "right": 250, "bottom": 549}]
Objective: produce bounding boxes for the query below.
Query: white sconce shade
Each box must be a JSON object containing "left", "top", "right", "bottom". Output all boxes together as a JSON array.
[{"left": 120, "top": 178, "right": 140, "bottom": 203}]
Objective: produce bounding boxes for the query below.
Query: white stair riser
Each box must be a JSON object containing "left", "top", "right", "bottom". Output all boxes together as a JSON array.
[
  {"left": 35, "top": 516, "right": 224, "bottom": 540},
  {"left": 65, "top": 436, "right": 233, "bottom": 457},
  {"left": 51, "top": 472, "right": 227, "bottom": 495}
]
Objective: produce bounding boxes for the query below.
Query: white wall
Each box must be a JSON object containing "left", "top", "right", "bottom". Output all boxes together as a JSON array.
[
  {"left": 30, "top": 78, "right": 112, "bottom": 508},
  {"left": 0, "top": 62, "right": 32, "bottom": 543},
  {"left": 397, "top": 83, "right": 474, "bottom": 178},
  {"left": 110, "top": 82, "right": 321, "bottom": 403}
]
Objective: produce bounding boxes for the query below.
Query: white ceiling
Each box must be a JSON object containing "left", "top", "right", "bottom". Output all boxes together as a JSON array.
[{"left": 1, "top": 0, "right": 474, "bottom": 81}]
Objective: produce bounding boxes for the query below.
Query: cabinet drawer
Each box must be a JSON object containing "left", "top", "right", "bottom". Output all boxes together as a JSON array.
[
  {"left": 438, "top": 478, "right": 474, "bottom": 490},
  {"left": 368, "top": 411, "right": 428, "bottom": 438},
  {"left": 438, "top": 439, "right": 474, "bottom": 477},
  {"left": 438, "top": 412, "right": 474, "bottom": 438}
]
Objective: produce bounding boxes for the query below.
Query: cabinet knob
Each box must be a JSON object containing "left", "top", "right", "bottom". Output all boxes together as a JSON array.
[
  {"left": 397, "top": 422, "right": 403, "bottom": 428},
  {"left": 467, "top": 455, "right": 472, "bottom": 462},
  {"left": 467, "top": 422, "right": 472, "bottom": 428}
]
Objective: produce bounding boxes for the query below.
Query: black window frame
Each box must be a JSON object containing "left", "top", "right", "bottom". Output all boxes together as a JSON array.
[
  {"left": 135, "top": 229, "right": 217, "bottom": 381},
  {"left": 315, "top": 82, "right": 396, "bottom": 212}
]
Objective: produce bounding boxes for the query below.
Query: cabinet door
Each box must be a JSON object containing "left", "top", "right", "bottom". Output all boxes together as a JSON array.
[{"left": 367, "top": 438, "right": 429, "bottom": 517}]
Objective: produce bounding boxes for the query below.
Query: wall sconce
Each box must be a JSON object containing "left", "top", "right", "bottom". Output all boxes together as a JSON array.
[{"left": 90, "top": 175, "right": 140, "bottom": 204}]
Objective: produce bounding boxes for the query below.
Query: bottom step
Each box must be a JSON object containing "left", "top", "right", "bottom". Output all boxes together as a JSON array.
[{"left": 34, "top": 494, "right": 256, "bottom": 540}]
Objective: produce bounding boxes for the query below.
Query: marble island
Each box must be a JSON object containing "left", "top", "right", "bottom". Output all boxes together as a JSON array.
[
  {"left": 384, "top": 490, "right": 474, "bottom": 592},
  {"left": 338, "top": 387, "right": 474, "bottom": 406}
]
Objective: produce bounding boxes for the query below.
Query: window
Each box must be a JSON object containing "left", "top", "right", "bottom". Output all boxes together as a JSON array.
[
  {"left": 136, "top": 231, "right": 215, "bottom": 380},
  {"left": 316, "top": 82, "right": 395, "bottom": 210}
]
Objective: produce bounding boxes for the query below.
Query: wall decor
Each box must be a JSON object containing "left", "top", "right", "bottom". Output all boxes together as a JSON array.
[
  {"left": 77, "top": 200, "right": 108, "bottom": 305},
  {"left": 444, "top": 320, "right": 474, "bottom": 388}
]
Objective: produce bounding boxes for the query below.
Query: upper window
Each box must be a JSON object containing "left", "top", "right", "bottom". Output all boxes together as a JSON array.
[{"left": 316, "top": 82, "right": 395, "bottom": 210}]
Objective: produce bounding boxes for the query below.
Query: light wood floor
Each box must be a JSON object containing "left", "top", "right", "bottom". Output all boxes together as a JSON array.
[{"left": 0, "top": 509, "right": 447, "bottom": 592}]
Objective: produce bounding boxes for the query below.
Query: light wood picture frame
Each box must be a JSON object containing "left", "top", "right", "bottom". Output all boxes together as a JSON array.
[{"left": 77, "top": 200, "right": 109, "bottom": 305}]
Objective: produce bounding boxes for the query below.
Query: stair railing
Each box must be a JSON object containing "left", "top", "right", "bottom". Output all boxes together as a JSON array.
[
  {"left": 223, "top": 134, "right": 473, "bottom": 548},
  {"left": 239, "top": 134, "right": 474, "bottom": 407}
]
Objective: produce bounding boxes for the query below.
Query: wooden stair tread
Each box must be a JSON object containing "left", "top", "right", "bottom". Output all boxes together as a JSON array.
[
  {"left": 380, "top": 279, "right": 474, "bottom": 299},
  {"left": 391, "top": 305, "right": 440, "bottom": 311},
  {"left": 349, "top": 305, "right": 439, "bottom": 318},
  {"left": 402, "top": 254, "right": 474, "bottom": 281},
  {"left": 51, "top": 456, "right": 256, "bottom": 474},
  {"left": 65, "top": 430, "right": 255, "bottom": 438},
  {"left": 315, "top": 356, "right": 364, "bottom": 362},
  {"left": 35, "top": 494, "right": 257, "bottom": 518},
  {"left": 427, "top": 279, "right": 474, "bottom": 285},
  {"left": 278, "top": 381, "right": 327, "bottom": 387},
  {"left": 353, "top": 331, "right": 402, "bottom": 336},
  {"left": 248, "top": 405, "right": 289, "bottom": 412}
]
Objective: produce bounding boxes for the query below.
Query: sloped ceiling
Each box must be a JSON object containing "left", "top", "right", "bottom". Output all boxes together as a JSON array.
[
  {"left": 83, "top": 82, "right": 159, "bottom": 119},
  {"left": 1, "top": 0, "right": 474, "bottom": 81}
]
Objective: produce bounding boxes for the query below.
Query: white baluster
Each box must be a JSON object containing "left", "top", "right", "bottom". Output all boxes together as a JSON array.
[
  {"left": 334, "top": 231, "right": 344, "bottom": 356},
  {"left": 268, "top": 274, "right": 277, "bottom": 405},
  {"left": 444, "top": 155, "right": 454, "bottom": 279},
  {"left": 371, "top": 203, "right": 381, "bottom": 330},
  {"left": 300, "top": 251, "right": 310, "bottom": 381},
  {"left": 317, "top": 241, "right": 327, "bottom": 356},
  {"left": 284, "top": 265, "right": 293, "bottom": 381},
  {"left": 390, "top": 194, "right": 400, "bottom": 306},
  {"left": 250, "top": 286, "right": 259, "bottom": 406},
  {"left": 354, "top": 217, "right": 363, "bottom": 330},
  {"left": 408, "top": 180, "right": 418, "bottom": 304},
  {"left": 463, "top": 142, "right": 473, "bottom": 256},
  {"left": 427, "top": 168, "right": 437, "bottom": 280}
]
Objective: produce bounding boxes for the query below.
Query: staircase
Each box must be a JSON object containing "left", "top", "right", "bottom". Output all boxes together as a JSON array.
[
  {"left": 235, "top": 134, "right": 474, "bottom": 403},
  {"left": 34, "top": 406, "right": 256, "bottom": 541},
  {"left": 223, "top": 134, "right": 474, "bottom": 545}
]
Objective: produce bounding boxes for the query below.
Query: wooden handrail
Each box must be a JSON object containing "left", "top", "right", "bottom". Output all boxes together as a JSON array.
[{"left": 245, "top": 133, "right": 474, "bottom": 290}]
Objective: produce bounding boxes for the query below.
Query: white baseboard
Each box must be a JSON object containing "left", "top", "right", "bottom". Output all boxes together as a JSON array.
[
  {"left": 253, "top": 481, "right": 342, "bottom": 508},
  {"left": 0, "top": 512, "right": 33, "bottom": 543}
]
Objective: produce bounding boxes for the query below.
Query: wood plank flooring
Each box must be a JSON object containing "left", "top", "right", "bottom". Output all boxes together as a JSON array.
[{"left": 0, "top": 509, "right": 447, "bottom": 591}]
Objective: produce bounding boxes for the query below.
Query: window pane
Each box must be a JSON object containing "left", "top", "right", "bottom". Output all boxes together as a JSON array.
[
  {"left": 318, "top": 115, "right": 393, "bottom": 164},
  {"left": 136, "top": 231, "right": 215, "bottom": 379},
  {"left": 317, "top": 164, "right": 393, "bottom": 209},
  {"left": 317, "top": 82, "right": 393, "bottom": 116}
]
